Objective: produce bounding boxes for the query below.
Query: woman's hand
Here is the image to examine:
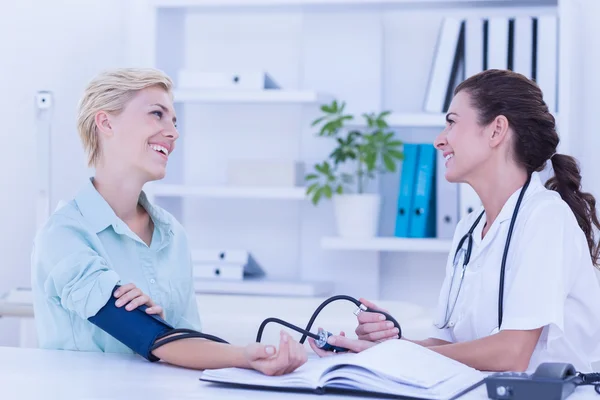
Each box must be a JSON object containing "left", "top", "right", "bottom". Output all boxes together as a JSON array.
[
  {"left": 355, "top": 298, "right": 400, "bottom": 342},
  {"left": 244, "top": 331, "right": 308, "bottom": 376},
  {"left": 308, "top": 330, "right": 376, "bottom": 357},
  {"left": 114, "top": 283, "right": 165, "bottom": 319}
]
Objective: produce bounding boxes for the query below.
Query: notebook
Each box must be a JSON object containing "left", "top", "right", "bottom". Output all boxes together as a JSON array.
[{"left": 200, "top": 340, "right": 485, "bottom": 399}]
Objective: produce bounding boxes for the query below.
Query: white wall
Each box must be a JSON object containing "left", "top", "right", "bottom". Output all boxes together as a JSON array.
[
  {"left": 0, "top": 0, "right": 128, "bottom": 345},
  {"left": 6, "top": 0, "right": 594, "bottom": 348}
]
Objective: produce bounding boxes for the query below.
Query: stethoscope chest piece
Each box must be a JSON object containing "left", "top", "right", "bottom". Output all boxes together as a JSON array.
[{"left": 315, "top": 328, "right": 350, "bottom": 353}]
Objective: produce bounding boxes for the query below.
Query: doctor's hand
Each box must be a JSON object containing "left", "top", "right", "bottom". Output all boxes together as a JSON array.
[
  {"left": 244, "top": 331, "right": 308, "bottom": 376},
  {"left": 308, "top": 330, "right": 376, "bottom": 357},
  {"left": 114, "top": 283, "right": 165, "bottom": 320},
  {"left": 355, "top": 298, "right": 400, "bottom": 342}
]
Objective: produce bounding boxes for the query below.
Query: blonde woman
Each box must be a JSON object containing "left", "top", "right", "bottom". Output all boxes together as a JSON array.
[{"left": 31, "top": 68, "right": 306, "bottom": 375}]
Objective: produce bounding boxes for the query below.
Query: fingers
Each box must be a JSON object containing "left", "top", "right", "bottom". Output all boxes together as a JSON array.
[
  {"left": 354, "top": 321, "right": 398, "bottom": 339},
  {"left": 115, "top": 287, "right": 142, "bottom": 307},
  {"left": 357, "top": 327, "right": 399, "bottom": 342},
  {"left": 272, "top": 331, "right": 291, "bottom": 375},
  {"left": 246, "top": 343, "right": 276, "bottom": 362},
  {"left": 308, "top": 338, "right": 333, "bottom": 358},
  {"left": 283, "top": 334, "right": 307, "bottom": 374},
  {"left": 114, "top": 284, "right": 157, "bottom": 312},
  {"left": 327, "top": 335, "right": 375, "bottom": 353},
  {"left": 357, "top": 311, "right": 387, "bottom": 324},
  {"left": 114, "top": 283, "right": 136, "bottom": 298},
  {"left": 125, "top": 294, "right": 151, "bottom": 311},
  {"left": 146, "top": 305, "right": 164, "bottom": 318},
  {"left": 267, "top": 331, "right": 299, "bottom": 376},
  {"left": 358, "top": 298, "right": 388, "bottom": 313}
]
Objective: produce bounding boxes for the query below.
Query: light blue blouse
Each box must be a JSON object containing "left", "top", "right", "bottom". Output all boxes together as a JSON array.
[{"left": 31, "top": 178, "right": 201, "bottom": 354}]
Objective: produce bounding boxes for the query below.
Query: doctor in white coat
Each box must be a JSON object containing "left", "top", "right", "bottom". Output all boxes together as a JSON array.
[{"left": 309, "top": 69, "right": 600, "bottom": 373}]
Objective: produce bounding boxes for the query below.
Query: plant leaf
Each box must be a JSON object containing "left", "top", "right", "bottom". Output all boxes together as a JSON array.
[
  {"left": 383, "top": 153, "right": 396, "bottom": 172},
  {"left": 323, "top": 185, "right": 332, "bottom": 198},
  {"left": 305, "top": 173, "right": 319, "bottom": 181},
  {"left": 387, "top": 149, "right": 404, "bottom": 160},
  {"left": 320, "top": 104, "right": 332, "bottom": 113},
  {"left": 306, "top": 182, "right": 320, "bottom": 195},
  {"left": 311, "top": 116, "right": 328, "bottom": 127},
  {"left": 312, "top": 187, "right": 323, "bottom": 205},
  {"left": 364, "top": 152, "right": 377, "bottom": 170}
]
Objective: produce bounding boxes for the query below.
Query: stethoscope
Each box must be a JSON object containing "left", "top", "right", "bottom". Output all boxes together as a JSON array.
[
  {"left": 255, "top": 295, "right": 402, "bottom": 353},
  {"left": 435, "top": 174, "right": 532, "bottom": 331},
  {"left": 157, "top": 295, "right": 403, "bottom": 353}
]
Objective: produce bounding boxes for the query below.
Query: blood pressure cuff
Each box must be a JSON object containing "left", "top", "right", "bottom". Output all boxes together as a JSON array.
[{"left": 88, "top": 285, "right": 173, "bottom": 362}]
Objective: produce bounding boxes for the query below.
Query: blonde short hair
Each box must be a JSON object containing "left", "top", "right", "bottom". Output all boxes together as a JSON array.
[{"left": 77, "top": 68, "right": 173, "bottom": 167}]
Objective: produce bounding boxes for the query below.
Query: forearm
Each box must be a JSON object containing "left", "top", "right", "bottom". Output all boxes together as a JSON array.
[
  {"left": 427, "top": 330, "right": 541, "bottom": 372},
  {"left": 152, "top": 338, "right": 249, "bottom": 370},
  {"left": 404, "top": 337, "right": 451, "bottom": 347}
]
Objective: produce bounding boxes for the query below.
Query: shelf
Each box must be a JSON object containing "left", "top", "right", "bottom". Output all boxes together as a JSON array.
[
  {"left": 347, "top": 113, "right": 446, "bottom": 128},
  {"left": 173, "top": 89, "right": 331, "bottom": 104},
  {"left": 321, "top": 237, "right": 453, "bottom": 253},
  {"left": 145, "top": 183, "right": 307, "bottom": 200},
  {"left": 193, "top": 278, "right": 334, "bottom": 297},
  {"left": 387, "top": 113, "right": 445, "bottom": 128},
  {"left": 152, "top": 0, "right": 556, "bottom": 10}
]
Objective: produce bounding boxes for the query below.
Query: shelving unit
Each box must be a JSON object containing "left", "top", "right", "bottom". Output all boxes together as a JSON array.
[
  {"left": 131, "top": 0, "right": 561, "bottom": 302},
  {"left": 321, "top": 237, "right": 453, "bottom": 253},
  {"left": 173, "top": 89, "right": 331, "bottom": 104}
]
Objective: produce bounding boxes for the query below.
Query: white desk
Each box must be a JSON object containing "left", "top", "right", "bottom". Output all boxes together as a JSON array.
[{"left": 1, "top": 346, "right": 598, "bottom": 400}]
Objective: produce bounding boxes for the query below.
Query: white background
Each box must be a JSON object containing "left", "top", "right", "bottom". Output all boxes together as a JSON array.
[{"left": 2, "top": 0, "right": 600, "bottom": 346}]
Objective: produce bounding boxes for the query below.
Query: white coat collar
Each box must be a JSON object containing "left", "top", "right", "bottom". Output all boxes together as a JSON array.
[{"left": 471, "top": 172, "right": 544, "bottom": 250}]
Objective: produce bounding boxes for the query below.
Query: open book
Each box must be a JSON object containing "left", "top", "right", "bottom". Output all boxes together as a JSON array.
[{"left": 200, "top": 340, "right": 485, "bottom": 399}]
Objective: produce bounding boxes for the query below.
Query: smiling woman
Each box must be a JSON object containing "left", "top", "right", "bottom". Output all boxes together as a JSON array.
[
  {"left": 309, "top": 69, "right": 600, "bottom": 374},
  {"left": 30, "top": 68, "right": 307, "bottom": 375}
]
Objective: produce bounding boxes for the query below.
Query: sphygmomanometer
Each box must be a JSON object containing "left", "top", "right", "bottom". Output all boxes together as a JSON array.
[
  {"left": 90, "top": 286, "right": 600, "bottom": 398},
  {"left": 88, "top": 287, "right": 401, "bottom": 361}
]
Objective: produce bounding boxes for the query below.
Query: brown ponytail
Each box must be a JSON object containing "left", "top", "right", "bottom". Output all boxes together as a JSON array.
[
  {"left": 456, "top": 69, "right": 600, "bottom": 268},
  {"left": 546, "top": 154, "right": 600, "bottom": 267}
]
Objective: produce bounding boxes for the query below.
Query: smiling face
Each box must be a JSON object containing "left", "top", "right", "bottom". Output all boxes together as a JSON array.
[
  {"left": 96, "top": 85, "right": 179, "bottom": 182},
  {"left": 434, "top": 91, "right": 495, "bottom": 184}
]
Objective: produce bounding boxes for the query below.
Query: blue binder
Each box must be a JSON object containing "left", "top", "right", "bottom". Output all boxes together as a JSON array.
[
  {"left": 409, "top": 144, "right": 437, "bottom": 238},
  {"left": 394, "top": 144, "right": 419, "bottom": 237}
]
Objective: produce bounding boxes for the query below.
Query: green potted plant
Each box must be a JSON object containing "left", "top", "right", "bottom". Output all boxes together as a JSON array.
[{"left": 305, "top": 100, "right": 404, "bottom": 238}]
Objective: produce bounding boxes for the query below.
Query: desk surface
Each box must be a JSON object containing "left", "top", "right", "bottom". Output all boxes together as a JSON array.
[{"left": 1, "top": 346, "right": 598, "bottom": 400}]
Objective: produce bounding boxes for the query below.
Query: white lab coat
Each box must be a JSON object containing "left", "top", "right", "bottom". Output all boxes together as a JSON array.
[{"left": 430, "top": 172, "right": 600, "bottom": 372}]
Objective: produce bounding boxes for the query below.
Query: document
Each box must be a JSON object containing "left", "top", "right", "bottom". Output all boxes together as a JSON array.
[{"left": 200, "top": 339, "right": 484, "bottom": 399}]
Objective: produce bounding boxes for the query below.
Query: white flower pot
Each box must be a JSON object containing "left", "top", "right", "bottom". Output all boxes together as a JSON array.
[{"left": 332, "top": 194, "right": 381, "bottom": 238}]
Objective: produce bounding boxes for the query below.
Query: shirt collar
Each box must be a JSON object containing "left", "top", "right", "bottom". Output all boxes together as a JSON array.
[
  {"left": 74, "top": 178, "right": 120, "bottom": 234},
  {"left": 471, "top": 171, "right": 543, "bottom": 248},
  {"left": 75, "top": 178, "right": 173, "bottom": 240},
  {"left": 495, "top": 171, "right": 543, "bottom": 224}
]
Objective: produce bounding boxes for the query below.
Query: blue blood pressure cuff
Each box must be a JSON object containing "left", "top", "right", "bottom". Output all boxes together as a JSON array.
[
  {"left": 88, "top": 286, "right": 173, "bottom": 362},
  {"left": 88, "top": 285, "right": 228, "bottom": 362}
]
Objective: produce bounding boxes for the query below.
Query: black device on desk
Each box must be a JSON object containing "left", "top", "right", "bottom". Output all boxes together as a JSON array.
[{"left": 485, "top": 362, "right": 600, "bottom": 399}]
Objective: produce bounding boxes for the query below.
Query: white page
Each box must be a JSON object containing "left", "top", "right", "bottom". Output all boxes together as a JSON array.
[
  {"left": 325, "top": 365, "right": 483, "bottom": 400},
  {"left": 326, "top": 339, "right": 479, "bottom": 389},
  {"left": 200, "top": 352, "right": 355, "bottom": 389}
]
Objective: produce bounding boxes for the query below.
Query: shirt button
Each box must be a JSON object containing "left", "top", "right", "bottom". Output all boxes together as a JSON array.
[{"left": 150, "top": 278, "right": 156, "bottom": 284}]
